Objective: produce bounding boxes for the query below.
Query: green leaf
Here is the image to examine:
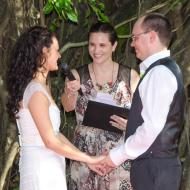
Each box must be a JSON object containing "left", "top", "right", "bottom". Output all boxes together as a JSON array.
[
  {"left": 49, "top": 20, "right": 59, "bottom": 32},
  {"left": 98, "top": 2, "right": 105, "bottom": 11},
  {"left": 97, "top": 10, "right": 109, "bottom": 22},
  {"left": 59, "top": 0, "right": 66, "bottom": 8},
  {"left": 85, "top": 8, "right": 91, "bottom": 18},
  {"left": 66, "top": 11, "right": 78, "bottom": 23},
  {"left": 61, "top": 10, "right": 67, "bottom": 20},
  {"left": 65, "top": 0, "right": 72, "bottom": 4},
  {"left": 43, "top": 0, "right": 108, "bottom": 28},
  {"left": 43, "top": 2, "right": 54, "bottom": 14},
  {"left": 64, "top": 0, "right": 73, "bottom": 9},
  {"left": 55, "top": 1, "right": 67, "bottom": 12},
  {"left": 90, "top": 0, "right": 96, "bottom": 3},
  {"left": 90, "top": 3, "right": 98, "bottom": 15},
  {"left": 116, "top": 25, "right": 130, "bottom": 36}
]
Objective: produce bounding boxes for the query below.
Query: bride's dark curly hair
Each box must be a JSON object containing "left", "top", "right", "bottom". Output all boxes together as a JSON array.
[{"left": 6, "top": 26, "right": 55, "bottom": 120}]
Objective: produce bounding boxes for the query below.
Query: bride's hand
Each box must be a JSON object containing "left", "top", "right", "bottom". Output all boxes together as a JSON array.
[
  {"left": 87, "top": 152, "right": 115, "bottom": 176},
  {"left": 87, "top": 163, "right": 106, "bottom": 176},
  {"left": 87, "top": 154, "right": 107, "bottom": 176},
  {"left": 88, "top": 154, "right": 106, "bottom": 164}
]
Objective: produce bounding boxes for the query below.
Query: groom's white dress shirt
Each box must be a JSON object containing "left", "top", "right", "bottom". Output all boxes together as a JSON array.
[{"left": 110, "top": 50, "right": 178, "bottom": 166}]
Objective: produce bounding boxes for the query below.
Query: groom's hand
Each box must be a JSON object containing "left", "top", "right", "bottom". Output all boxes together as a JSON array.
[
  {"left": 101, "top": 154, "right": 116, "bottom": 174},
  {"left": 87, "top": 163, "right": 106, "bottom": 176},
  {"left": 87, "top": 154, "right": 117, "bottom": 176}
]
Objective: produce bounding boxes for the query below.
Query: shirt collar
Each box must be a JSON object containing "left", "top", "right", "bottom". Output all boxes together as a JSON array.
[{"left": 139, "top": 50, "right": 170, "bottom": 75}]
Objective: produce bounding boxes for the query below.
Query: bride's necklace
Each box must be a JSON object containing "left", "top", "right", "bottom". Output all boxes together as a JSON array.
[{"left": 91, "top": 62, "right": 114, "bottom": 90}]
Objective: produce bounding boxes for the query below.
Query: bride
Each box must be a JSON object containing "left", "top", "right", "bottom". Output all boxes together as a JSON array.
[{"left": 6, "top": 26, "right": 105, "bottom": 190}]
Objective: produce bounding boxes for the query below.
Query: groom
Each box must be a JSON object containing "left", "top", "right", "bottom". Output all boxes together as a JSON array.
[{"left": 97, "top": 12, "right": 186, "bottom": 190}]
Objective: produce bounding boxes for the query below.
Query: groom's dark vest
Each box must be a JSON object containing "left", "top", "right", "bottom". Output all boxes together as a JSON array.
[{"left": 125, "top": 57, "right": 185, "bottom": 159}]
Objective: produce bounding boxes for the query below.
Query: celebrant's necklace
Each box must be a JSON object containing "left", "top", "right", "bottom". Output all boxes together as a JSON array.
[{"left": 92, "top": 62, "right": 114, "bottom": 90}]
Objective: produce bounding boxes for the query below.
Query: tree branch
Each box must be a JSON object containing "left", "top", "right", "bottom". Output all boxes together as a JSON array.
[
  {"left": 60, "top": 41, "right": 88, "bottom": 54},
  {"left": 114, "top": 0, "right": 171, "bottom": 29},
  {"left": 39, "top": 0, "right": 45, "bottom": 26},
  {"left": 0, "top": 141, "right": 19, "bottom": 190},
  {"left": 173, "top": 45, "right": 190, "bottom": 58},
  {"left": 0, "top": 2, "right": 10, "bottom": 36},
  {"left": 59, "top": 0, "right": 174, "bottom": 54}
]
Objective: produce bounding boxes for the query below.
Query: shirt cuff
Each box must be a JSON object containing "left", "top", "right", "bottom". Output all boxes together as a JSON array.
[{"left": 109, "top": 144, "right": 128, "bottom": 166}]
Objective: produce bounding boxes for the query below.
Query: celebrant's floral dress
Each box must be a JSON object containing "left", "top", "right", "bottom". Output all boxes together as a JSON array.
[{"left": 69, "top": 64, "right": 133, "bottom": 190}]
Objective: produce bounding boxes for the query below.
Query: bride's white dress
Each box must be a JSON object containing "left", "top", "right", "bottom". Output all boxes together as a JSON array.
[{"left": 16, "top": 81, "right": 67, "bottom": 190}]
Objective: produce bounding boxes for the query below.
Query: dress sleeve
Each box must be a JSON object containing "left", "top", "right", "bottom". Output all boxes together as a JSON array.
[{"left": 22, "top": 82, "right": 50, "bottom": 108}]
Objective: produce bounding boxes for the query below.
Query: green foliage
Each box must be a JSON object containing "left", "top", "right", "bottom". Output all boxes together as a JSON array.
[
  {"left": 87, "top": 0, "right": 109, "bottom": 22},
  {"left": 115, "top": 24, "right": 131, "bottom": 36},
  {"left": 11, "top": 187, "right": 19, "bottom": 190},
  {"left": 43, "top": 0, "right": 109, "bottom": 31},
  {"left": 49, "top": 18, "right": 59, "bottom": 32},
  {"left": 167, "top": 0, "right": 186, "bottom": 11},
  {"left": 43, "top": 0, "right": 78, "bottom": 23},
  {"left": 43, "top": 0, "right": 54, "bottom": 14}
]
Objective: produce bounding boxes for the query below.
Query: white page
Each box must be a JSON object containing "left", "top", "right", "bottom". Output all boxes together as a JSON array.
[{"left": 91, "top": 92, "right": 120, "bottom": 107}]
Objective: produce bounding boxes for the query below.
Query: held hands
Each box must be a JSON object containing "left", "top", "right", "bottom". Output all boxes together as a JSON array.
[
  {"left": 87, "top": 154, "right": 117, "bottom": 176},
  {"left": 110, "top": 115, "right": 128, "bottom": 131},
  {"left": 87, "top": 154, "right": 107, "bottom": 176}
]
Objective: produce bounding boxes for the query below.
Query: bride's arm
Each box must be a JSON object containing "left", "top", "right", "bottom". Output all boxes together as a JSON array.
[{"left": 28, "top": 91, "right": 104, "bottom": 164}]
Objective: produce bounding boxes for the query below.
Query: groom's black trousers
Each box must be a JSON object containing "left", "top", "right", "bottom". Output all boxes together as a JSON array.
[{"left": 130, "top": 156, "right": 182, "bottom": 190}]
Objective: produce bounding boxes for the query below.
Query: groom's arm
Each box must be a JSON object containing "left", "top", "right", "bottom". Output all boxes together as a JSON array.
[{"left": 109, "top": 67, "right": 178, "bottom": 166}]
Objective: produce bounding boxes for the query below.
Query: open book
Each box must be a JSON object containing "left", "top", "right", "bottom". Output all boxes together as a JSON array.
[{"left": 82, "top": 100, "right": 129, "bottom": 134}]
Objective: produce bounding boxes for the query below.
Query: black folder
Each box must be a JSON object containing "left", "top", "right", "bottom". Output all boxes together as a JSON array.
[{"left": 82, "top": 100, "right": 129, "bottom": 134}]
